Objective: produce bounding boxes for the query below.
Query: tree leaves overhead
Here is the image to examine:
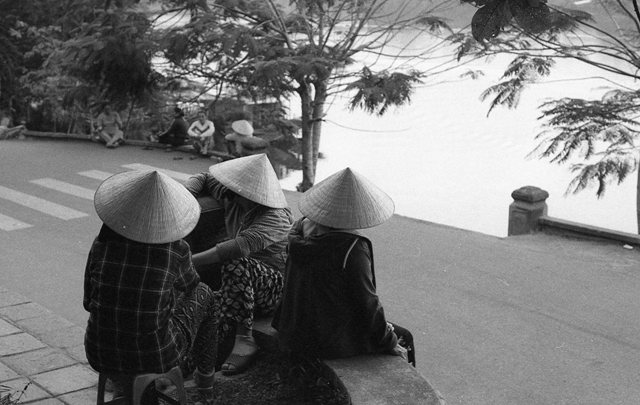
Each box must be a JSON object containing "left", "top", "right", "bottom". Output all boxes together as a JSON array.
[
  {"left": 469, "top": 0, "right": 576, "bottom": 41},
  {"left": 510, "top": 0, "right": 551, "bottom": 34},
  {"left": 480, "top": 55, "right": 553, "bottom": 116},
  {"left": 346, "top": 67, "right": 422, "bottom": 115},
  {"left": 471, "top": 0, "right": 507, "bottom": 42},
  {"left": 532, "top": 91, "right": 640, "bottom": 197}
]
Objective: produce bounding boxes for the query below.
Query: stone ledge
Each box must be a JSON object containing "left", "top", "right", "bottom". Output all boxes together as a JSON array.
[
  {"left": 253, "top": 318, "right": 444, "bottom": 405},
  {"left": 326, "top": 355, "right": 445, "bottom": 405},
  {"left": 20, "top": 130, "right": 235, "bottom": 160},
  {"left": 538, "top": 216, "right": 640, "bottom": 247}
]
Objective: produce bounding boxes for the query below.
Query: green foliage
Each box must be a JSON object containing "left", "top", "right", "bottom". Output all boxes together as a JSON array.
[
  {"left": 347, "top": 67, "right": 422, "bottom": 115},
  {"left": 479, "top": 55, "right": 553, "bottom": 116},
  {"left": 463, "top": 0, "right": 590, "bottom": 42},
  {"left": 532, "top": 90, "right": 640, "bottom": 197},
  {"left": 57, "top": 8, "right": 160, "bottom": 107}
]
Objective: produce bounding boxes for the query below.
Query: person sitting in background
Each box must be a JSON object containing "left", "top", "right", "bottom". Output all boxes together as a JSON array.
[
  {"left": 96, "top": 105, "right": 124, "bottom": 149},
  {"left": 185, "top": 154, "right": 293, "bottom": 375},
  {"left": 273, "top": 168, "right": 415, "bottom": 366},
  {"left": 0, "top": 116, "right": 25, "bottom": 140},
  {"left": 84, "top": 170, "right": 219, "bottom": 402},
  {"left": 225, "top": 120, "right": 254, "bottom": 157},
  {"left": 188, "top": 110, "right": 215, "bottom": 156},
  {"left": 150, "top": 106, "right": 188, "bottom": 150}
]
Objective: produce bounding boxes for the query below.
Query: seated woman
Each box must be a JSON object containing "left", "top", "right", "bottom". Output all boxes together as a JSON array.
[
  {"left": 151, "top": 107, "right": 188, "bottom": 149},
  {"left": 224, "top": 119, "right": 254, "bottom": 157},
  {"left": 84, "top": 170, "right": 219, "bottom": 401},
  {"left": 273, "top": 168, "right": 414, "bottom": 365},
  {"left": 0, "top": 117, "right": 25, "bottom": 139},
  {"left": 95, "top": 105, "right": 124, "bottom": 148},
  {"left": 185, "top": 154, "right": 294, "bottom": 375}
]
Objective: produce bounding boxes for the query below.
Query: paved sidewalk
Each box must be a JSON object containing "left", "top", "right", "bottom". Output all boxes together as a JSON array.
[{"left": 0, "top": 287, "right": 96, "bottom": 404}]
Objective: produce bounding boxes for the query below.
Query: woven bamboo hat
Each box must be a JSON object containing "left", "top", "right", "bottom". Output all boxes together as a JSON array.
[
  {"left": 209, "top": 153, "right": 287, "bottom": 208},
  {"left": 226, "top": 120, "right": 254, "bottom": 142},
  {"left": 94, "top": 170, "right": 201, "bottom": 244},
  {"left": 299, "top": 168, "right": 394, "bottom": 229}
]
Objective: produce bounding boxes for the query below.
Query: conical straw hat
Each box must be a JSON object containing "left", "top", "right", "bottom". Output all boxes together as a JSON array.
[
  {"left": 209, "top": 153, "right": 287, "bottom": 208},
  {"left": 94, "top": 170, "right": 201, "bottom": 244},
  {"left": 299, "top": 168, "right": 394, "bottom": 229},
  {"left": 231, "top": 120, "right": 254, "bottom": 136},
  {"left": 226, "top": 120, "right": 254, "bottom": 142}
]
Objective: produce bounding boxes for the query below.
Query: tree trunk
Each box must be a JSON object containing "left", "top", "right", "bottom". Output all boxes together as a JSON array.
[
  {"left": 298, "top": 83, "right": 315, "bottom": 191},
  {"left": 310, "top": 81, "right": 327, "bottom": 177},
  {"left": 637, "top": 161, "right": 639, "bottom": 234}
]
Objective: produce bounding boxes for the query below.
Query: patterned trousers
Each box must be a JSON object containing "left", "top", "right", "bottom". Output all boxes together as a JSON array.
[
  {"left": 172, "top": 282, "right": 220, "bottom": 374},
  {"left": 216, "top": 257, "right": 283, "bottom": 335}
]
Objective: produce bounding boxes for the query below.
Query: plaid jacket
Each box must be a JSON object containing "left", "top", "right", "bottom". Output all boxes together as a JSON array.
[{"left": 83, "top": 235, "right": 199, "bottom": 374}]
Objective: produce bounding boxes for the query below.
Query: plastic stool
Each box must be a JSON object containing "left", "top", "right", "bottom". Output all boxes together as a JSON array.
[{"left": 97, "top": 365, "right": 187, "bottom": 405}]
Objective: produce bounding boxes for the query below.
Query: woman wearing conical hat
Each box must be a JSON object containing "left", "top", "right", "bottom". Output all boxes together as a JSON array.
[
  {"left": 225, "top": 119, "right": 253, "bottom": 157},
  {"left": 84, "top": 170, "right": 219, "bottom": 399},
  {"left": 185, "top": 153, "right": 294, "bottom": 375},
  {"left": 272, "top": 168, "right": 415, "bottom": 365}
]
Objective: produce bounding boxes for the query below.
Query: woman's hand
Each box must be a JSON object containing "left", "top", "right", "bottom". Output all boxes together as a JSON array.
[{"left": 391, "top": 344, "right": 408, "bottom": 360}]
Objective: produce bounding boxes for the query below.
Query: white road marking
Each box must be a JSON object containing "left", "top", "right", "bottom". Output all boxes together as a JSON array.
[
  {"left": 121, "top": 164, "right": 192, "bottom": 182},
  {"left": 78, "top": 170, "right": 113, "bottom": 181},
  {"left": 30, "top": 178, "right": 95, "bottom": 200},
  {"left": 0, "top": 213, "right": 32, "bottom": 231},
  {"left": 0, "top": 185, "right": 88, "bottom": 220}
]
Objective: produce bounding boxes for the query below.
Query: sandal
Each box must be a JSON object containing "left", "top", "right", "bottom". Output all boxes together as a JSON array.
[{"left": 221, "top": 335, "right": 259, "bottom": 376}]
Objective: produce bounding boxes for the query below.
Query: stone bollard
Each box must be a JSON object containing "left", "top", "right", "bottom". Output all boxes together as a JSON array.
[{"left": 508, "top": 186, "right": 549, "bottom": 236}]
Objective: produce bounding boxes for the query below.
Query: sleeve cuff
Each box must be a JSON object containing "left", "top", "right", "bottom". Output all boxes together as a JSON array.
[{"left": 216, "top": 239, "right": 244, "bottom": 262}]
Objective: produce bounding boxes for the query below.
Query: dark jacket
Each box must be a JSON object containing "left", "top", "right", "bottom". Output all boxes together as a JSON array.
[
  {"left": 159, "top": 116, "right": 188, "bottom": 139},
  {"left": 272, "top": 218, "right": 397, "bottom": 359}
]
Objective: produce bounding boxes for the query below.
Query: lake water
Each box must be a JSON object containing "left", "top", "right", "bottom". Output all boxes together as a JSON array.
[{"left": 277, "top": 34, "right": 637, "bottom": 237}]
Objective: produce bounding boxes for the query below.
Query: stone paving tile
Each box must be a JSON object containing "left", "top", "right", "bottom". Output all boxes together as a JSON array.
[
  {"left": 64, "top": 345, "right": 88, "bottom": 364},
  {"left": 0, "top": 302, "right": 51, "bottom": 322},
  {"left": 0, "top": 361, "right": 19, "bottom": 382},
  {"left": 28, "top": 398, "right": 65, "bottom": 405},
  {"left": 31, "top": 364, "right": 97, "bottom": 396},
  {"left": 16, "top": 313, "right": 74, "bottom": 335},
  {"left": 0, "top": 291, "right": 30, "bottom": 308},
  {"left": 37, "top": 326, "right": 85, "bottom": 349},
  {"left": 1, "top": 347, "right": 76, "bottom": 376},
  {"left": 1, "top": 377, "right": 51, "bottom": 403},
  {"left": 0, "top": 318, "right": 20, "bottom": 336},
  {"left": 0, "top": 332, "right": 46, "bottom": 356},
  {"left": 57, "top": 387, "right": 99, "bottom": 405}
]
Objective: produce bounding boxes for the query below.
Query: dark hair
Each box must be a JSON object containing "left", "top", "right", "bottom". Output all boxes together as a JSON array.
[
  {"left": 173, "top": 107, "right": 184, "bottom": 117},
  {"left": 97, "top": 223, "right": 130, "bottom": 243}
]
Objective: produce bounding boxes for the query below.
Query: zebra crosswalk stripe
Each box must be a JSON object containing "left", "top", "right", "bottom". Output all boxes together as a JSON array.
[
  {"left": 0, "top": 213, "right": 32, "bottom": 231},
  {"left": 77, "top": 170, "right": 113, "bottom": 181},
  {"left": 0, "top": 185, "right": 88, "bottom": 220},
  {"left": 30, "top": 178, "right": 95, "bottom": 200},
  {"left": 121, "top": 164, "right": 192, "bottom": 182}
]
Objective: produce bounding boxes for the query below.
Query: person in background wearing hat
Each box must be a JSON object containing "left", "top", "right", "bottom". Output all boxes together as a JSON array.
[
  {"left": 150, "top": 106, "right": 189, "bottom": 149},
  {"left": 272, "top": 168, "right": 415, "bottom": 366},
  {"left": 84, "top": 170, "right": 220, "bottom": 401},
  {"left": 185, "top": 154, "right": 293, "bottom": 375},
  {"left": 95, "top": 104, "right": 124, "bottom": 149},
  {"left": 188, "top": 110, "right": 215, "bottom": 156},
  {"left": 225, "top": 119, "right": 253, "bottom": 157}
]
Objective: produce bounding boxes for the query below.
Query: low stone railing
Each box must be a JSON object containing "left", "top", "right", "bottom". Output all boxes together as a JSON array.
[{"left": 507, "top": 185, "right": 640, "bottom": 246}]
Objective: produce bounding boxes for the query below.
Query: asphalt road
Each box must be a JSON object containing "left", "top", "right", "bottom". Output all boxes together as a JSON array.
[{"left": 1, "top": 138, "right": 640, "bottom": 404}]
